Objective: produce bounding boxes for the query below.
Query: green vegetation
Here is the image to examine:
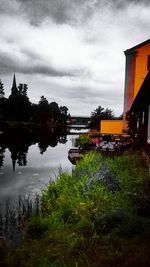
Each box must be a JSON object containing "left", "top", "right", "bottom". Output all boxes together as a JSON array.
[
  {"left": 89, "top": 105, "right": 115, "bottom": 130},
  {"left": 75, "top": 134, "right": 91, "bottom": 147},
  {"left": 1, "top": 151, "right": 150, "bottom": 267}
]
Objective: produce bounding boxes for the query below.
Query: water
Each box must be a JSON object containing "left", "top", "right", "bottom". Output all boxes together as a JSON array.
[{"left": 0, "top": 127, "right": 78, "bottom": 206}]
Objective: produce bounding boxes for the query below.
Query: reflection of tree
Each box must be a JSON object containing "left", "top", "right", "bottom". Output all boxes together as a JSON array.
[
  {"left": 0, "top": 127, "right": 68, "bottom": 170},
  {"left": 0, "top": 79, "right": 5, "bottom": 98},
  {"left": 37, "top": 131, "right": 60, "bottom": 154},
  {"left": 17, "top": 151, "right": 27, "bottom": 166},
  {"left": 0, "top": 146, "right": 5, "bottom": 169},
  {"left": 4, "top": 128, "right": 32, "bottom": 171},
  {"left": 59, "top": 135, "right": 67, "bottom": 144},
  {"left": 38, "top": 142, "right": 49, "bottom": 155},
  {"left": 10, "top": 147, "right": 28, "bottom": 171}
]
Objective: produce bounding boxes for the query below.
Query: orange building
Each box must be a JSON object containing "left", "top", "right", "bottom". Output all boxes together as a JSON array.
[
  {"left": 100, "top": 39, "right": 150, "bottom": 136},
  {"left": 123, "top": 39, "right": 150, "bottom": 120},
  {"left": 100, "top": 120, "right": 123, "bottom": 135},
  {"left": 129, "top": 70, "right": 150, "bottom": 155}
]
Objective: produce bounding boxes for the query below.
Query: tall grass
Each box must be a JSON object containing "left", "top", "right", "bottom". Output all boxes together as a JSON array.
[
  {"left": 1, "top": 150, "right": 150, "bottom": 267},
  {"left": 0, "top": 194, "right": 41, "bottom": 247}
]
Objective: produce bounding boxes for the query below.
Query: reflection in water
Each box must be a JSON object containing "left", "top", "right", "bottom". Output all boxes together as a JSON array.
[
  {"left": 0, "top": 127, "right": 74, "bottom": 206},
  {"left": 0, "top": 127, "right": 67, "bottom": 171},
  {"left": 0, "top": 145, "right": 5, "bottom": 169}
]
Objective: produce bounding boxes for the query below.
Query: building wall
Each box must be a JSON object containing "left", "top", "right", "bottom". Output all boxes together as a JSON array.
[
  {"left": 100, "top": 120, "right": 123, "bottom": 134},
  {"left": 123, "top": 52, "right": 136, "bottom": 115},
  {"left": 134, "top": 43, "right": 150, "bottom": 98},
  {"left": 147, "top": 105, "right": 150, "bottom": 144},
  {"left": 123, "top": 42, "right": 150, "bottom": 131}
]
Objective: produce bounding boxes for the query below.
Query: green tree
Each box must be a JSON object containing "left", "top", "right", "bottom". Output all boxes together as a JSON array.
[{"left": 90, "top": 106, "right": 114, "bottom": 130}]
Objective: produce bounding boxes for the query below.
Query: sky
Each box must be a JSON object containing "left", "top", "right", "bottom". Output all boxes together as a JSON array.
[{"left": 0, "top": 0, "right": 150, "bottom": 116}]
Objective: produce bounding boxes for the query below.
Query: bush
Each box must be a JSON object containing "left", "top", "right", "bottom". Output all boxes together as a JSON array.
[{"left": 75, "top": 134, "right": 91, "bottom": 147}]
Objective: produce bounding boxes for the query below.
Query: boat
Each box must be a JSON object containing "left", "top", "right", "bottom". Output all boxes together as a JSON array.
[{"left": 68, "top": 148, "right": 83, "bottom": 165}]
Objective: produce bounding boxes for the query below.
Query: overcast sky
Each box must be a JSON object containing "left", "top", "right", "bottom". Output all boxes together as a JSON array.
[{"left": 0, "top": 0, "right": 150, "bottom": 116}]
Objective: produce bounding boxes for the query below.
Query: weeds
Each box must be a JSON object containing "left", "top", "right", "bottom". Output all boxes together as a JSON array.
[{"left": 1, "top": 150, "right": 150, "bottom": 267}]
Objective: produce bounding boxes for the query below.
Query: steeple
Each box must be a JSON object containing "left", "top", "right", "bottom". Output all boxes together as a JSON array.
[{"left": 11, "top": 74, "right": 18, "bottom": 95}]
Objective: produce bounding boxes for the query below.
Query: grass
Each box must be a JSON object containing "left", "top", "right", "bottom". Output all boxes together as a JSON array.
[{"left": 1, "top": 150, "right": 150, "bottom": 267}]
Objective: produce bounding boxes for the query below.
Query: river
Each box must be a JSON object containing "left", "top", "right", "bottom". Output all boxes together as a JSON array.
[{"left": 0, "top": 127, "right": 82, "bottom": 206}]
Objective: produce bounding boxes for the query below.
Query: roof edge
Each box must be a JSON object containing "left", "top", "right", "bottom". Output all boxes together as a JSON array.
[{"left": 124, "top": 39, "right": 150, "bottom": 55}]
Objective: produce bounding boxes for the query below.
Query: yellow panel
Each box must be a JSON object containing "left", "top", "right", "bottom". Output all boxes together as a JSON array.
[
  {"left": 100, "top": 120, "right": 123, "bottom": 134},
  {"left": 134, "top": 43, "right": 150, "bottom": 98}
]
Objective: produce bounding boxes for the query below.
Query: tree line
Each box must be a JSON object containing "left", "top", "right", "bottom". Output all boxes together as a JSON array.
[
  {"left": 0, "top": 79, "right": 69, "bottom": 124},
  {"left": 89, "top": 105, "right": 123, "bottom": 130}
]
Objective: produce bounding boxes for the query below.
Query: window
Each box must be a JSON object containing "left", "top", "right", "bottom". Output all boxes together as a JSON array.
[{"left": 147, "top": 55, "right": 150, "bottom": 71}]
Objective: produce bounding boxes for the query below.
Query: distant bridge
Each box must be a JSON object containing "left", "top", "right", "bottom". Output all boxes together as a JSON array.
[
  {"left": 67, "top": 124, "right": 88, "bottom": 129},
  {"left": 67, "top": 116, "right": 91, "bottom": 126}
]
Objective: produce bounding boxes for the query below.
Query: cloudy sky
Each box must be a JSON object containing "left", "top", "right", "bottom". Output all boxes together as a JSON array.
[{"left": 0, "top": 0, "right": 150, "bottom": 116}]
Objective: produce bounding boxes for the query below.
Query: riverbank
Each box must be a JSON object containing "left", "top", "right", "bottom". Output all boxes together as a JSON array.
[
  {"left": 1, "top": 150, "right": 150, "bottom": 267},
  {"left": 0, "top": 120, "right": 68, "bottom": 131}
]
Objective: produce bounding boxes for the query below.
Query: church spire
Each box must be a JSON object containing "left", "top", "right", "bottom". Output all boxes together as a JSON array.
[{"left": 11, "top": 74, "right": 18, "bottom": 95}]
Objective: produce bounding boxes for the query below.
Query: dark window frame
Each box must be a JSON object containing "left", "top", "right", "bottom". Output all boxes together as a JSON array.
[{"left": 147, "top": 55, "right": 150, "bottom": 71}]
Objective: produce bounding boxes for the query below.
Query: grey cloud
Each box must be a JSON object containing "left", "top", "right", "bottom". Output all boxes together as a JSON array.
[
  {"left": 58, "top": 83, "right": 123, "bottom": 105},
  {"left": 14, "top": 0, "right": 150, "bottom": 26},
  {"left": 0, "top": 52, "right": 78, "bottom": 77},
  {"left": 0, "top": 0, "right": 20, "bottom": 15},
  {"left": 1, "top": 0, "right": 150, "bottom": 27},
  {"left": 20, "top": 48, "right": 42, "bottom": 61}
]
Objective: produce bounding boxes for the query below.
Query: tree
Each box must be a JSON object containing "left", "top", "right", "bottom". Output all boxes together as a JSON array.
[
  {"left": 7, "top": 83, "right": 31, "bottom": 121},
  {"left": 60, "top": 106, "right": 68, "bottom": 116},
  {"left": 18, "top": 84, "right": 28, "bottom": 97},
  {"left": 49, "top": 102, "right": 61, "bottom": 122},
  {"left": 90, "top": 106, "right": 115, "bottom": 130},
  {"left": 0, "top": 79, "right": 7, "bottom": 121},
  {"left": 60, "top": 106, "right": 69, "bottom": 123},
  {"left": 38, "top": 96, "right": 50, "bottom": 123},
  {"left": 0, "top": 79, "right": 5, "bottom": 98}
]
